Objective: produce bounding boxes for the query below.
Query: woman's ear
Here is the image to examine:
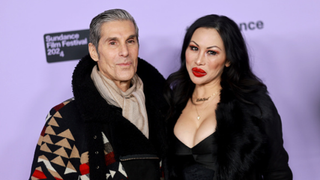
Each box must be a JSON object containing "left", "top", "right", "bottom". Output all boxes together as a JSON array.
[
  {"left": 88, "top": 43, "right": 99, "bottom": 62},
  {"left": 225, "top": 61, "right": 231, "bottom": 67}
]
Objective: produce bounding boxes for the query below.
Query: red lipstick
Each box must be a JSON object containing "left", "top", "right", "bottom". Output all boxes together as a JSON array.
[{"left": 192, "top": 67, "right": 207, "bottom": 77}]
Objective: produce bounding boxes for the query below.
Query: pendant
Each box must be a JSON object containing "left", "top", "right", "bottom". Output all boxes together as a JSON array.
[{"left": 197, "top": 116, "right": 200, "bottom": 120}]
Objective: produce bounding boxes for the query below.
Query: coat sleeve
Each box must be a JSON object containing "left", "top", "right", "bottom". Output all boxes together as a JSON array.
[
  {"left": 261, "top": 97, "right": 293, "bottom": 180},
  {"left": 29, "top": 102, "right": 84, "bottom": 180}
]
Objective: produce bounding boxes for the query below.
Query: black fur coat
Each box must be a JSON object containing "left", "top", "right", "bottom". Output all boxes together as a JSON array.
[
  {"left": 165, "top": 87, "right": 292, "bottom": 180},
  {"left": 72, "top": 55, "right": 168, "bottom": 179}
]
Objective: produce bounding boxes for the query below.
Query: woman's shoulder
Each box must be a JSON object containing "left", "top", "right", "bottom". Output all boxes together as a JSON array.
[
  {"left": 244, "top": 88, "right": 279, "bottom": 120},
  {"left": 220, "top": 86, "right": 277, "bottom": 119}
]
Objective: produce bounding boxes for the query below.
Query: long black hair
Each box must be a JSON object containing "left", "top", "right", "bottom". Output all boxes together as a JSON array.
[{"left": 165, "top": 14, "right": 266, "bottom": 112}]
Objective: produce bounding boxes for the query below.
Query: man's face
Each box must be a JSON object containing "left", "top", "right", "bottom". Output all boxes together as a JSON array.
[{"left": 89, "top": 20, "right": 139, "bottom": 90}]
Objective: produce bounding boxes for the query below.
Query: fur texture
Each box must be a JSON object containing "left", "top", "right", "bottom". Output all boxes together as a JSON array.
[
  {"left": 165, "top": 87, "right": 292, "bottom": 180},
  {"left": 72, "top": 55, "right": 168, "bottom": 179}
]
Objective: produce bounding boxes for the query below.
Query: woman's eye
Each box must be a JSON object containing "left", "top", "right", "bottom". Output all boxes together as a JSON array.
[
  {"left": 208, "top": 50, "right": 217, "bottom": 55},
  {"left": 190, "top": 46, "right": 198, "bottom": 51}
]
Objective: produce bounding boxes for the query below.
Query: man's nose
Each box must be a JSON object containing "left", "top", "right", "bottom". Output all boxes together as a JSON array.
[{"left": 119, "top": 44, "right": 129, "bottom": 57}]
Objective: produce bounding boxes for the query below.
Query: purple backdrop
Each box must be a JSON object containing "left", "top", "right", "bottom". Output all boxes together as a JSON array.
[{"left": 1, "top": 0, "right": 319, "bottom": 179}]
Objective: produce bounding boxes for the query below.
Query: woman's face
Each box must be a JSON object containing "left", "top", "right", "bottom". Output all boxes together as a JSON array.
[{"left": 185, "top": 27, "right": 229, "bottom": 86}]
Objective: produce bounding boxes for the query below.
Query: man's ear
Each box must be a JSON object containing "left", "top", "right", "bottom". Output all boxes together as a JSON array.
[{"left": 88, "top": 43, "right": 99, "bottom": 62}]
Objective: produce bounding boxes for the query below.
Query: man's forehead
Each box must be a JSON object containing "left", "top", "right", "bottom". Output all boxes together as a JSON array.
[
  {"left": 100, "top": 20, "right": 136, "bottom": 39},
  {"left": 100, "top": 20, "right": 136, "bottom": 36}
]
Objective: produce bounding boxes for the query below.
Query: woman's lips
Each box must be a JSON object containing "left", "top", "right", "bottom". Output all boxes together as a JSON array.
[{"left": 192, "top": 67, "right": 207, "bottom": 77}]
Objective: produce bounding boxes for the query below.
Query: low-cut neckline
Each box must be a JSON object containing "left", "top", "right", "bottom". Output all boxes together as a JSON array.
[{"left": 174, "top": 132, "right": 215, "bottom": 149}]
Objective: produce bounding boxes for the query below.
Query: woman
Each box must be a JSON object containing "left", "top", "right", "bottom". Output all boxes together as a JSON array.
[{"left": 165, "top": 14, "right": 292, "bottom": 180}]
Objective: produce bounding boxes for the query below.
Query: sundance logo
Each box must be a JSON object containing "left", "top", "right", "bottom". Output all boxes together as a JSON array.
[
  {"left": 239, "top": 20, "right": 264, "bottom": 31},
  {"left": 44, "top": 29, "right": 89, "bottom": 63}
]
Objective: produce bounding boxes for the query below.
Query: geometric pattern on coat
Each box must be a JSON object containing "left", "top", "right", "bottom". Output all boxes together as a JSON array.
[{"left": 30, "top": 100, "right": 128, "bottom": 180}]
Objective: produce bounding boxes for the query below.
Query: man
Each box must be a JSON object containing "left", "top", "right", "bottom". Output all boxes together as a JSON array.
[{"left": 30, "top": 9, "right": 167, "bottom": 180}]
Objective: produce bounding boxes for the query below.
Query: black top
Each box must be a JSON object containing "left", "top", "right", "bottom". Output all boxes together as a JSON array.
[{"left": 174, "top": 133, "right": 217, "bottom": 180}]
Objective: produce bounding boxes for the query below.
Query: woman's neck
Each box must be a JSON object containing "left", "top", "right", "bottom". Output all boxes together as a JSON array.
[{"left": 193, "top": 80, "right": 222, "bottom": 98}]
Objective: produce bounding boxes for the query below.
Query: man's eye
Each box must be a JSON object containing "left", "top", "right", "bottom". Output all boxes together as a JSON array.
[
  {"left": 128, "top": 39, "right": 135, "bottom": 44},
  {"left": 109, "top": 41, "right": 116, "bottom": 45}
]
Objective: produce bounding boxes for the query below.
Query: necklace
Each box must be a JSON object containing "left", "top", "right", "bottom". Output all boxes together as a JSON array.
[
  {"left": 193, "top": 91, "right": 219, "bottom": 120},
  {"left": 195, "top": 105, "right": 201, "bottom": 120},
  {"left": 195, "top": 91, "right": 219, "bottom": 102}
]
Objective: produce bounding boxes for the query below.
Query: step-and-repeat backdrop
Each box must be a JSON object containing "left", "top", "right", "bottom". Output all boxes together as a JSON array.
[{"left": 1, "top": 0, "right": 319, "bottom": 179}]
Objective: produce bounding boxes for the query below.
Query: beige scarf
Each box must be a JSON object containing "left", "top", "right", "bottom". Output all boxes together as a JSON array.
[{"left": 91, "top": 65, "right": 149, "bottom": 138}]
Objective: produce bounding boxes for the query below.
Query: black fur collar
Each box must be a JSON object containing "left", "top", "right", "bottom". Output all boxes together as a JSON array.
[{"left": 72, "top": 54, "right": 167, "bottom": 159}]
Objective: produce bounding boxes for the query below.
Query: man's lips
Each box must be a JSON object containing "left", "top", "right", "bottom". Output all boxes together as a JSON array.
[
  {"left": 118, "top": 62, "right": 132, "bottom": 66},
  {"left": 192, "top": 67, "right": 207, "bottom": 77}
]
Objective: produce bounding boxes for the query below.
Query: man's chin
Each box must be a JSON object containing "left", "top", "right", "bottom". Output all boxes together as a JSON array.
[{"left": 118, "top": 73, "right": 136, "bottom": 82}]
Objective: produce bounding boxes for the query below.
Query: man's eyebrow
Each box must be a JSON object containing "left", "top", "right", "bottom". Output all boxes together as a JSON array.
[
  {"left": 127, "top": 34, "right": 137, "bottom": 39},
  {"left": 106, "top": 37, "right": 118, "bottom": 41}
]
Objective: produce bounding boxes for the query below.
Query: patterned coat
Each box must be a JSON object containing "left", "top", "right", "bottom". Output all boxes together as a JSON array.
[{"left": 29, "top": 55, "right": 168, "bottom": 180}]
